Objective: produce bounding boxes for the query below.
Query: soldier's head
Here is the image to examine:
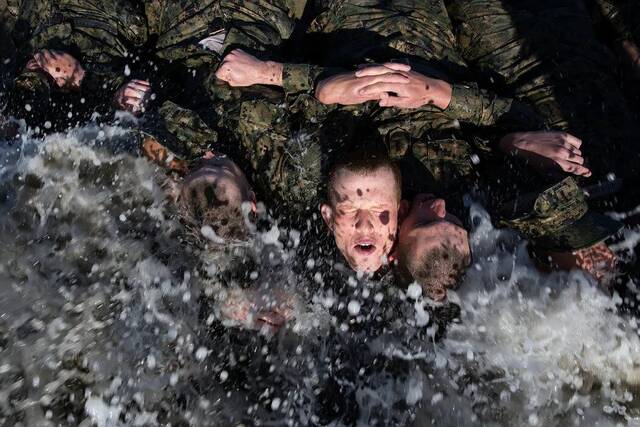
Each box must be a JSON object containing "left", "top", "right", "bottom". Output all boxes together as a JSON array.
[
  {"left": 396, "top": 194, "right": 471, "bottom": 300},
  {"left": 321, "top": 149, "right": 407, "bottom": 273},
  {"left": 179, "top": 152, "right": 256, "bottom": 241}
]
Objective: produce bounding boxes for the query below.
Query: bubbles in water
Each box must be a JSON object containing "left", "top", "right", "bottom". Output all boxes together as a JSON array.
[
  {"left": 347, "top": 300, "right": 361, "bottom": 316},
  {"left": 0, "top": 124, "right": 639, "bottom": 426}
]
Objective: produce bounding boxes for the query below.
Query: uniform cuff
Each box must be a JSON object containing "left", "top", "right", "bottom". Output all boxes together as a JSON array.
[
  {"left": 446, "top": 83, "right": 486, "bottom": 123},
  {"left": 282, "top": 63, "right": 324, "bottom": 95}
]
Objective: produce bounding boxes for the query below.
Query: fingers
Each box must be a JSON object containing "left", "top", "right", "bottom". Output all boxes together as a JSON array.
[
  {"left": 555, "top": 158, "right": 592, "bottom": 177},
  {"left": 560, "top": 132, "right": 582, "bottom": 149},
  {"left": 381, "top": 62, "right": 411, "bottom": 72},
  {"left": 42, "top": 49, "right": 56, "bottom": 67},
  {"left": 514, "top": 140, "right": 584, "bottom": 162},
  {"left": 356, "top": 90, "right": 391, "bottom": 104},
  {"left": 355, "top": 63, "right": 411, "bottom": 77},
  {"left": 127, "top": 80, "right": 151, "bottom": 92},
  {"left": 358, "top": 80, "right": 408, "bottom": 96},
  {"left": 123, "top": 96, "right": 143, "bottom": 107},
  {"left": 129, "top": 79, "right": 150, "bottom": 86},
  {"left": 214, "top": 66, "right": 228, "bottom": 81},
  {"left": 33, "top": 51, "right": 45, "bottom": 69},
  {"left": 26, "top": 58, "right": 41, "bottom": 71},
  {"left": 124, "top": 87, "right": 147, "bottom": 99}
]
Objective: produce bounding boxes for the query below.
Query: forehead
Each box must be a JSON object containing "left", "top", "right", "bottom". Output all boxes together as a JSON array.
[
  {"left": 331, "top": 166, "right": 398, "bottom": 196},
  {"left": 409, "top": 221, "right": 468, "bottom": 247}
]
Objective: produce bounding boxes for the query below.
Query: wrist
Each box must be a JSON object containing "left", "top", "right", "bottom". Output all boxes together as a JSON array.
[
  {"left": 262, "top": 61, "right": 283, "bottom": 86},
  {"left": 315, "top": 78, "right": 330, "bottom": 104},
  {"left": 435, "top": 81, "right": 453, "bottom": 109}
]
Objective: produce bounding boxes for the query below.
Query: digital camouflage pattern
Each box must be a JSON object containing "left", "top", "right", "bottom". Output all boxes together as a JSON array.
[
  {"left": 587, "top": 0, "right": 640, "bottom": 43},
  {"left": 447, "top": 0, "right": 640, "bottom": 183},
  {"left": 222, "top": 0, "right": 548, "bottom": 216},
  {"left": 499, "top": 177, "right": 622, "bottom": 251},
  {"left": 280, "top": 0, "right": 543, "bottom": 131},
  {"left": 5, "top": 0, "right": 302, "bottom": 125}
]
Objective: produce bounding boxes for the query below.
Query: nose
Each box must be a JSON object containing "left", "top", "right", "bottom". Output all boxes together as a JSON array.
[{"left": 354, "top": 210, "right": 375, "bottom": 232}]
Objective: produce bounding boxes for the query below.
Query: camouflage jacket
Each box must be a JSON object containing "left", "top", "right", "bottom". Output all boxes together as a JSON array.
[
  {"left": 277, "top": 0, "right": 544, "bottom": 133},
  {"left": 447, "top": 0, "right": 640, "bottom": 182},
  {"left": 8, "top": 0, "right": 303, "bottom": 124},
  {"left": 586, "top": 0, "right": 640, "bottom": 43}
]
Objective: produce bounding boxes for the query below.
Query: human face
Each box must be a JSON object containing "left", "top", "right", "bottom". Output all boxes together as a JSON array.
[
  {"left": 398, "top": 194, "right": 470, "bottom": 261},
  {"left": 320, "top": 166, "right": 402, "bottom": 273},
  {"left": 180, "top": 154, "right": 256, "bottom": 213}
]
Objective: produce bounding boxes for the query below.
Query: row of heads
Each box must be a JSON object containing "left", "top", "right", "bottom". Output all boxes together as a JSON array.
[{"left": 156, "top": 140, "right": 471, "bottom": 300}]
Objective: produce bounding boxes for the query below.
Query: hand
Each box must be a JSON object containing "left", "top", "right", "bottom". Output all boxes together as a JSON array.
[
  {"left": 315, "top": 63, "right": 411, "bottom": 105},
  {"left": 26, "top": 49, "right": 85, "bottom": 90},
  {"left": 141, "top": 135, "right": 188, "bottom": 175},
  {"left": 499, "top": 131, "right": 591, "bottom": 177},
  {"left": 355, "top": 66, "right": 452, "bottom": 109},
  {"left": 113, "top": 79, "right": 151, "bottom": 115},
  {"left": 545, "top": 242, "right": 616, "bottom": 284},
  {"left": 215, "top": 49, "right": 283, "bottom": 87}
]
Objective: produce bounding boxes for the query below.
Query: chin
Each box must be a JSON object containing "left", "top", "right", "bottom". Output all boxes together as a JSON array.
[{"left": 350, "top": 258, "right": 383, "bottom": 274}]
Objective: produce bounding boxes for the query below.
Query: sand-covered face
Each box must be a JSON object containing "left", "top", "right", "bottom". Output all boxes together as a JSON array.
[
  {"left": 179, "top": 155, "right": 256, "bottom": 240},
  {"left": 321, "top": 166, "right": 401, "bottom": 273},
  {"left": 398, "top": 194, "right": 470, "bottom": 262},
  {"left": 180, "top": 156, "right": 254, "bottom": 213}
]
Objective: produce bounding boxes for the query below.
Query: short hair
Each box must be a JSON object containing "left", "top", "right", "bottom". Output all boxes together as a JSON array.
[
  {"left": 327, "top": 149, "right": 402, "bottom": 204},
  {"left": 401, "top": 244, "right": 470, "bottom": 301},
  {"left": 179, "top": 188, "right": 248, "bottom": 242}
]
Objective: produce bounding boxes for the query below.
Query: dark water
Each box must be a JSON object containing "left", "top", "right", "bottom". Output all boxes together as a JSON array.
[{"left": 1, "top": 123, "right": 640, "bottom": 426}]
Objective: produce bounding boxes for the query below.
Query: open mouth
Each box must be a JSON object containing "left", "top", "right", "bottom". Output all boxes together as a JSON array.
[{"left": 354, "top": 241, "right": 376, "bottom": 255}]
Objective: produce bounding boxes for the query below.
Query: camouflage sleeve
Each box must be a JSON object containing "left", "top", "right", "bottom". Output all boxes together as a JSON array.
[
  {"left": 497, "top": 177, "right": 622, "bottom": 251},
  {"left": 586, "top": 0, "right": 636, "bottom": 41},
  {"left": 444, "top": 83, "right": 545, "bottom": 130},
  {"left": 281, "top": 63, "right": 327, "bottom": 95},
  {"left": 220, "top": 0, "right": 303, "bottom": 54},
  {"left": 156, "top": 101, "right": 218, "bottom": 158}
]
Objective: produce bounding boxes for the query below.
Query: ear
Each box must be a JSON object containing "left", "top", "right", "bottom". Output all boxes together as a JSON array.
[
  {"left": 248, "top": 190, "right": 257, "bottom": 204},
  {"left": 430, "top": 198, "right": 447, "bottom": 219},
  {"left": 320, "top": 203, "right": 334, "bottom": 230},
  {"left": 398, "top": 199, "right": 410, "bottom": 223}
]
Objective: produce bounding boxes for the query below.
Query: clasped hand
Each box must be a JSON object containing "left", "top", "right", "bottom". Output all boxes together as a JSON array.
[{"left": 316, "top": 63, "right": 452, "bottom": 109}]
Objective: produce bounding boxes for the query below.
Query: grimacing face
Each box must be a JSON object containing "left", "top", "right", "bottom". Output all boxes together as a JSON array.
[
  {"left": 398, "top": 193, "right": 471, "bottom": 264},
  {"left": 320, "top": 166, "right": 404, "bottom": 273}
]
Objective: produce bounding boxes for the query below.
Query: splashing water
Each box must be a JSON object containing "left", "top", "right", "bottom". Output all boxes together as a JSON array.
[{"left": 1, "top": 125, "right": 639, "bottom": 426}]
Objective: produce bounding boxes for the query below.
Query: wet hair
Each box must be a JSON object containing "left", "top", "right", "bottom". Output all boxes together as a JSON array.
[
  {"left": 327, "top": 148, "right": 402, "bottom": 204},
  {"left": 401, "top": 244, "right": 470, "bottom": 301},
  {"left": 179, "top": 185, "right": 248, "bottom": 241}
]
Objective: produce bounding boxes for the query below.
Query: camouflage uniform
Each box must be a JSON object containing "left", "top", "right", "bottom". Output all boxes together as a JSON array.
[
  {"left": 6, "top": 0, "right": 302, "bottom": 126},
  {"left": 210, "top": 0, "right": 547, "bottom": 216},
  {"left": 255, "top": 0, "right": 620, "bottom": 249},
  {"left": 587, "top": 0, "right": 640, "bottom": 45},
  {"left": 279, "top": 0, "right": 543, "bottom": 132},
  {"left": 447, "top": 0, "right": 640, "bottom": 184}
]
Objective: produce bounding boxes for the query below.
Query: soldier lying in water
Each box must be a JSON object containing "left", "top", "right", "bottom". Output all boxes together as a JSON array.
[
  {"left": 140, "top": 135, "right": 299, "bottom": 334},
  {"left": 4, "top": 0, "right": 301, "bottom": 130},
  {"left": 320, "top": 146, "right": 620, "bottom": 301},
  {"left": 24, "top": 48, "right": 151, "bottom": 115}
]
